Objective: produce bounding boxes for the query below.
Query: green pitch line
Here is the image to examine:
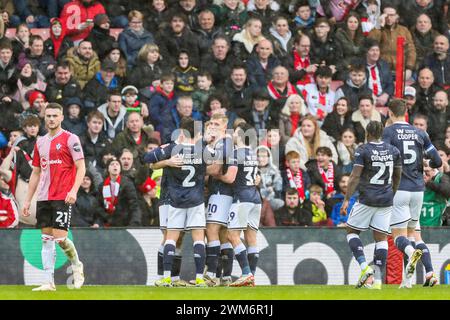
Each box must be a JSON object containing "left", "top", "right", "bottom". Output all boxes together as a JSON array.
[{"left": 0, "top": 285, "right": 449, "bottom": 300}]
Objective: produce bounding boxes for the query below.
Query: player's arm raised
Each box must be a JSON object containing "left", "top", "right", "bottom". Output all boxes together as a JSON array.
[
  {"left": 65, "top": 159, "right": 86, "bottom": 205},
  {"left": 23, "top": 165, "right": 41, "bottom": 217},
  {"left": 340, "top": 165, "right": 363, "bottom": 216},
  {"left": 215, "top": 165, "right": 238, "bottom": 184}
]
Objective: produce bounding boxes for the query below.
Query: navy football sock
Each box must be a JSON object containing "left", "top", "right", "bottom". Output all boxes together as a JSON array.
[
  {"left": 416, "top": 242, "right": 433, "bottom": 274},
  {"left": 206, "top": 241, "right": 221, "bottom": 277},
  {"left": 374, "top": 241, "right": 388, "bottom": 282},
  {"left": 395, "top": 236, "right": 415, "bottom": 258},
  {"left": 171, "top": 253, "right": 182, "bottom": 278},
  {"left": 163, "top": 240, "right": 176, "bottom": 278},
  {"left": 193, "top": 241, "right": 206, "bottom": 278},
  {"left": 346, "top": 234, "right": 367, "bottom": 270},
  {"left": 157, "top": 247, "right": 164, "bottom": 277},
  {"left": 221, "top": 246, "right": 234, "bottom": 277},
  {"left": 247, "top": 246, "right": 259, "bottom": 276},
  {"left": 234, "top": 243, "right": 251, "bottom": 276}
]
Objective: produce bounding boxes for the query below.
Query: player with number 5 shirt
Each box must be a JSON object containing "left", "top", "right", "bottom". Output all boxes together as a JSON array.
[{"left": 382, "top": 99, "right": 442, "bottom": 288}]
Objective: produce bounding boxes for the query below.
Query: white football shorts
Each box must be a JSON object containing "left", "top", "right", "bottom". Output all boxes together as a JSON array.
[
  {"left": 346, "top": 202, "right": 392, "bottom": 235},
  {"left": 390, "top": 190, "right": 423, "bottom": 229},
  {"left": 167, "top": 204, "right": 206, "bottom": 231},
  {"left": 159, "top": 204, "right": 169, "bottom": 230},
  {"left": 206, "top": 194, "right": 233, "bottom": 226},
  {"left": 227, "top": 201, "right": 262, "bottom": 231}
]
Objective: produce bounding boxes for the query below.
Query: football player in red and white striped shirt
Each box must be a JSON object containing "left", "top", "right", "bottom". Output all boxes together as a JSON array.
[{"left": 23, "top": 103, "right": 86, "bottom": 291}]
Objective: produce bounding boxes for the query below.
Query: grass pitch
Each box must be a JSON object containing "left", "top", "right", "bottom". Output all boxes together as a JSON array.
[{"left": 0, "top": 285, "right": 449, "bottom": 300}]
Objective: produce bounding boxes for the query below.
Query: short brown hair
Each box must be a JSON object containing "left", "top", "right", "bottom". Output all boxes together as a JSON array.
[
  {"left": 387, "top": 98, "right": 407, "bottom": 117},
  {"left": 286, "top": 150, "right": 300, "bottom": 161},
  {"left": 29, "top": 35, "right": 43, "bottom": 47},
  {"left": 161, "top": 73, "right": 175, "bottom": 83},
  {"left": 87, "top": 110, "right": 105, "bottom": 123},
  {"left": 21, "top": 116, "right": 41, "bottom": 128},
  {"left": 45, "top": 102, "right": 63, "bottom": 112},
  {"left": 316, "top": 146, "right": 332, "bottom": 157},
  {"left": 0, "top": 38, "right": 12, "bottom": 51},
  {"left": 309, "top": 184, "right": 323, "bottom": 195}
]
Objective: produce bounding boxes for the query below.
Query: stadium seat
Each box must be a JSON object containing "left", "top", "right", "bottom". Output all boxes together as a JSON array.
[
  {"left": 5, "top": 28, "right": 123, "bottom": 41},
  {"left": 331, "top": 80, "right": 343, "bottom": 91}
]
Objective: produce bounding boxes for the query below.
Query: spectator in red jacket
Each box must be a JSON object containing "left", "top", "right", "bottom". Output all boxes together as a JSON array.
[
  {"left": 0, "top": 175, "right": 19, "bottom": 228},
  {"left": 60, "top": 0, "right": 106, "bottom": 44}
]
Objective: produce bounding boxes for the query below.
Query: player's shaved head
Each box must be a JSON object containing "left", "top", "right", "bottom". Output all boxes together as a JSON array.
[{"left": 366, "top": 121, "right": 384, "bottom": 140}]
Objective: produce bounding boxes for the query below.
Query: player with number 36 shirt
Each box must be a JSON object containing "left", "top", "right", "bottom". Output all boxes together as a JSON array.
[{"left": 225, "top": 123, "right": 262, "bottom": 287}]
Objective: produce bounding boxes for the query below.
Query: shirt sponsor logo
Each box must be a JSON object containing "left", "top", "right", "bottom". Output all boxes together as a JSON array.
[{"left": 41, "top": 158, "right": 63, "bottom": 169}]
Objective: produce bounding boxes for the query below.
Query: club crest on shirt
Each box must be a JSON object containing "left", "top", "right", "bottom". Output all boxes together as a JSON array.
[
  {"left": 41, "top": 157, "right": 48, "bottom": 169},
  {"left": 56, "top": 143, "right": 62, "bottom": 151}
]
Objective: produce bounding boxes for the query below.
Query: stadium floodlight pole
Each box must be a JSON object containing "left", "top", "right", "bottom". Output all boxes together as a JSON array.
[{"left": 395, "top": 36, "right": 406, "bottom": 98}]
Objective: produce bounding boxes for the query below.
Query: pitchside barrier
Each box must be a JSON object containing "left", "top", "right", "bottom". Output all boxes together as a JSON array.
[{"left": 1, "top": 227, "right": 449, "bottom": 286}]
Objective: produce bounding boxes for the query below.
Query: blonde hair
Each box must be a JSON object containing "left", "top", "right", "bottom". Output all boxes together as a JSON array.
[
  {"left": 210, "top": 113, "right": 228, "bottom": 124},
  {"left": 138, "top": 43, "right": 160, "bottom": 62},
  {"left": 243, "top": 18, "right": 265, "bottom": 43},
  {"left": 128, "top": 10, "right": 144, "bottom": 21},
  {"left": 301, "top": 115, "right": 321, "bottom": 159},
  {"left": 282, "top": 94, "right": 307, "bottom": 116}
]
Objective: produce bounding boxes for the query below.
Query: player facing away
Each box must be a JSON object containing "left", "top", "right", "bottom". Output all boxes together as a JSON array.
[
  {"left": 145, "top": 149, "right": 189, "bottom": 286},
  {"left": 383, "top": 99, "right": 442, "bottom": 288},
  {"left": 223, "top": 123, "right": 262, "bottom": 287},
  {"left": 204, "top": 114, "right": 238, "bottom": 287},
  {"left": 22, "top": 103, "right": 86, "bottom": 291},
  {"left": 341, "top": 121, "right": 402, "bottom": 289},
  {"left": 150, "top": 117, "right": 209, "bottom": 287}
]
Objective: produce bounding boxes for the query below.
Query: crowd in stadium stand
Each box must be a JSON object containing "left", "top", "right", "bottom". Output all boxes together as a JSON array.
[{"left": 0, "top": 0, "right": 449, "bottom": 229}]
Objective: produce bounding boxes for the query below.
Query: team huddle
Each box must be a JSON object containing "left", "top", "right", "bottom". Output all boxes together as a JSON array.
[
  {"left": 26, "top": 98, "right": 442, "bottom": 290},
  {"left": 144, "top": 114, "right": 261, "bottom": 287}
]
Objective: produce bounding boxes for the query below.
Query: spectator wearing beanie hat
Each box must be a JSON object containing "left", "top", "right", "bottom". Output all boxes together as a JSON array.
[
  {"left": 62, "top": 97, "right": 87, "bottom": 136},
  {"left": 137, "top": 176, "right": 159, "bottom": 226},
  {"left": 121, "top": 85, "right": 149, "bottom": 119},
  {"left": 104, "top": 43, "right": 128, "bottom": 79},
  {"left": 16, "top": 90, "right": 47, "bottom": 128},
  {"left": 9, "top": 90, "right": 42, "bottom": 131},
  {"left": 13, "top": 60, "right": 47, "bottom": 110},
  {"left": 44, "top": 18, "right": 74, "bottom": 61},
  {"left": 83, "top": 58, "right": 122, "bottom": 109},
  {"left": 85, "top": 14, "right": 116, "bottom": 59}
]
